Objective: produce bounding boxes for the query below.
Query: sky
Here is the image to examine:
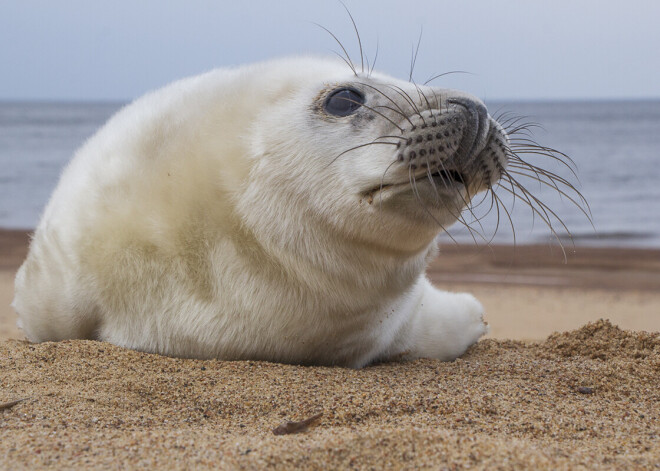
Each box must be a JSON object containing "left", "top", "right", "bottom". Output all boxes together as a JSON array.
[{"left": 1, "top": 0, "right": 659, "bottom": 102}]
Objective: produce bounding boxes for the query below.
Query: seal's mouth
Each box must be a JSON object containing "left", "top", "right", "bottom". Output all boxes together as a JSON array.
[
  {"left": 364, "top": 168, "right": 466, "bottom": 197},
  {"left": 429, "top": 169, "right": 466, "bottom": 186}
]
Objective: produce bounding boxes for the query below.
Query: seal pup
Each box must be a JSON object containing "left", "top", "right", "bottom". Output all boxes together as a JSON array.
[{"left": 13, "top": 56, "right": 558, "bottom": 367}]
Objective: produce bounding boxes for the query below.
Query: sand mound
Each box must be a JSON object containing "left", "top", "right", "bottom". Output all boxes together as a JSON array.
[
  {"left": 544, "top": 319, "right": 660, "bottom": 360},
  {"left": 1, "top": 321, "right": 658, "bottom": 469}
]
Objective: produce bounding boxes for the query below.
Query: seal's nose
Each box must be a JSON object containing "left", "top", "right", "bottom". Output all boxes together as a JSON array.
[{"left": 447, "top": 97, "right": 490, "bottom": 164}]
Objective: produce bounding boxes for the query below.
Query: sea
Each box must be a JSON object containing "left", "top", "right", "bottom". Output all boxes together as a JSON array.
[{"left": 1, "top": 100, "right": 659, "bottom": 248}]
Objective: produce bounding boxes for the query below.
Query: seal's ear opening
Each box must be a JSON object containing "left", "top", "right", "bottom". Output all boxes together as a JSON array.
[{"left": 324, "top": 88, "right": 365, "bottom": 117}]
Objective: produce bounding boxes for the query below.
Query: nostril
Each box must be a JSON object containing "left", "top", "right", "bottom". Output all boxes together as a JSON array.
[
  {"left": 447, "top": 97, "right": 490, "bottom": 161},
  {"left": 448, "top": 98, "right": 488, "bottom": 127}
]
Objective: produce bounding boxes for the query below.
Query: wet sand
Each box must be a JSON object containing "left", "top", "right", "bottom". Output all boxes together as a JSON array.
[{"left": 1, "top": 229, "right": 659, "bottom": 468}]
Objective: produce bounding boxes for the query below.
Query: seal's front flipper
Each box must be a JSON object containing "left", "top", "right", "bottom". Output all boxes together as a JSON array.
[{"left": 405, "top": 278, "right": 488, "bottom": 361}]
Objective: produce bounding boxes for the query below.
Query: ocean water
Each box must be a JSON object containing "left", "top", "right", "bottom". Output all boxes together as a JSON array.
[{"left": 1, "top": 100, "right": 659, "bottom": 248}]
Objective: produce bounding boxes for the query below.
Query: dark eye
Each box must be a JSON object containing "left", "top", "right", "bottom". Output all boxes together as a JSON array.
[{"left": 324, "top": 88, "right": 365, "bottom": 117}]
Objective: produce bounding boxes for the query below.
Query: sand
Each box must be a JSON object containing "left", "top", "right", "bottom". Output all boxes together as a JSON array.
[
  {"left": 2, "top": 321, "right": 659, "bottom": 469},
  {"left": 1, "top": 229, "right": 659, "bottom": 469}
]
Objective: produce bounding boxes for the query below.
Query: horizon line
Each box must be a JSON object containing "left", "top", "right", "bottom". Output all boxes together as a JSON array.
[{"left": 2, "top": 96, "right": 660, "bottom": 106}]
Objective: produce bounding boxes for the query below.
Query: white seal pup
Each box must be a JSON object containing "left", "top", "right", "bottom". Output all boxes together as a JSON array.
[{"left": 13, "top": 56, "right": 511, "bottom": 367}]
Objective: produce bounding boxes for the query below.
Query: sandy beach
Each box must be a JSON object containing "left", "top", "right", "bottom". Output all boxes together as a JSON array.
[{"left": 1, "top": 229, "right": 659, "bottom": 469}]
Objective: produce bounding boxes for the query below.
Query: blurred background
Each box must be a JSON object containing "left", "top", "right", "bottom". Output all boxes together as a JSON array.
[{"left": 1, "top": 0, "right": 659, "bottom": 247}]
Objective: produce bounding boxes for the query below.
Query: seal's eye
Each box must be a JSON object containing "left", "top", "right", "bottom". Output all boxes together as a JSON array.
[{"left": 324, "top": 88, "right": 365, "bottom": 117}]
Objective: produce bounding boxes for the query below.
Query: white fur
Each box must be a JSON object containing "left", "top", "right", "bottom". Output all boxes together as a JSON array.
[{"left": 13, "top": 57, "right": 489, "bottom": 367}]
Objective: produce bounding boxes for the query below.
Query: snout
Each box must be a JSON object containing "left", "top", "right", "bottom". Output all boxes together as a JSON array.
[{"left": 393, "top": 92, "right": 508, "bottom": 193}]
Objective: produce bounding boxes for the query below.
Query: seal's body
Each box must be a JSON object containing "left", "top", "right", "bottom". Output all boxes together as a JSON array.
[{"left": 13, "top": 57, "right": 507, "bottom": 367}]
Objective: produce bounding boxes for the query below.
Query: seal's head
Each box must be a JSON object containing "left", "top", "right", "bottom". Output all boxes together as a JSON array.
[{"left": 238, "top": 57, "right": 509, "bottom": 258}]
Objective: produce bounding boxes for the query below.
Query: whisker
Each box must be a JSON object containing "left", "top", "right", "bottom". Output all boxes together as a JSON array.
[
  {"left": 374, "top": 134, "right": 408, "bottom": 141},
  {"left": 484, "top": 189, "right": 502, "bottom": 244},
  {"left": 507, "top": 159, "right": 579, "bottom": 193},
  {"left": 377, "top": 160, "right": 398, "bottom": 217},
  {"left": 423, "top": 156, "right": 439, "bottom": 201},
  {"left": 372, "top": 105, "right": 415, "bottom": 126},
  {"left": 433, "top": 162, "right": 487, "bottom": 244},
  {"left": 428, "top": 88, "right": 444, "bottom": 116},
  {"left": 369, "top": 38, "right": 379, "bottom": 76},
  {"left": 499, "top": 114, "right": 536, "bottom": 130},
  {"left": 411, "top": 81, "right": 434, "bottom": 116},
  {"left": 339, "top": 0, "right": 364, "bottom": 74},
  {"left": 386, "top": 85, "right": 425, "bottom": 122},
  {"left": 408, "top": 165, "right": 463, "bottom": 245},
  {"left": 508, "top": 142, "right": 580, "bottom": 176},
  {"left": 491, "top": 189, "right": 517, "bottom": 247},
  {"left": 409, "top": 27, "right": 423, "bottom": 82},
  {"left": 313, "top": 23, "right": 356, "bottom": 76},
  {"left": 500, "top": 171, "right": 574, "bottom": 259},
  {"left": 505, "top": 122, "right": 544, "bottom": 136},
  {"left": 359, "top": 82, "right": 415, "bottom": 127},
  {"left": 327, "top": 140, "right": 399, "bottom": 167},
  {"left": 507, "top": 155, "right": 588, "bottom": 210},
  {"left": 506, "top": 168, "right": 594, "bottom": 227},
  {"left": 499, "top": 166, "right": 552, "bottom": 226},
  {"left": 329, "top": 50, "right": 359, "bottom": 76},
  {"left": 423, "top": 70, "right": 472, "bottom": 86},
  {"left": 338, "top": 97, "right": 406, "bottom": 132}
]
